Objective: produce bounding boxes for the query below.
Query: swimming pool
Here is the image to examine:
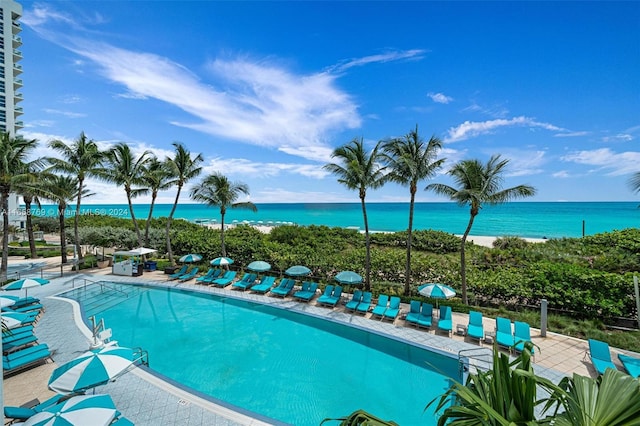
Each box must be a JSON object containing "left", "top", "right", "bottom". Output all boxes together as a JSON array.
[{"left": 64, "top": 283, "right": 459, "bottom": 425}]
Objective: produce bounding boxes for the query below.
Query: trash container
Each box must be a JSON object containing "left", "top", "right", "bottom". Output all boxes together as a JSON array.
[{"left": 144, "top": 261, "right": 157, "bottom": 271}]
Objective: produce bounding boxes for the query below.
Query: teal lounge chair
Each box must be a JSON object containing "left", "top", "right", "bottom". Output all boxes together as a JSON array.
[
  {"left": 251, "top": 276, "right": 276, "bottom": 294},
  {"left": 293, "top": 282, "right": 319, "bottom": 302},
  {"left": 618, "top": 353, "right": 640, "bottom": 378},
  {"left": 416, "top": 303, "right": 433, "bottom": 329},
  {"left": 356, "top": 292, "right": 372, "bottom": 314},
  {"left": 316, "top": 285, "right": 334, "bottom": 305},
  {"left": 232, "top": 273, "right": 258, "bottom": 291},
  {"left": 210, "top": 271, "right": 237, "bottom": 287},
  {"left": 437, "top": 306, "right": 452, "bottom": 336},
  {"left": 270, "top": 279, "right": 295, "bottom": 297},
  {"left": 4, "top": 394, "right": 66, "bottom": 422},
  {"left": 168, "top": 265, "right": 188, "bottom": 280},
  {"left": 405, "top": 300, "right": 422, "bottom": 325},
  {"left": 514, "top": 321, "right": 535, "bottom": 358},
  {"left": 371, "top": 295, "right": 389, "bottom": 318},
  {"left": 495, "top": 317, "right": 515, "bottom": 351},
  {"left": 318, "top": 285, "right": 342, "bottom": 307},
  {"left": 588, "top": 339, "right": 617, "bottom": 375},
  {"left": 201, "top": 269, "right": 222, "bottom": 284},
  {"left": 178, "top": 267, "right": 199, "bottom": 282},
  {"left": 467, "top": 311, "right": 484, "bottom": 342},
  {"left": 345, "top": 290, "right": 363, "bottom": 312},
  {"left": 382, "top": 296, "right": 401, "bottom": 322},
  {"left": 196, "top": 268, "right": 216, "bottom": 283},
  {"left": 3, "top": 343, "right": 52, "bottom": 376},
  {"left": 3, "top": 333, "right": 38, "bottom": 353}
]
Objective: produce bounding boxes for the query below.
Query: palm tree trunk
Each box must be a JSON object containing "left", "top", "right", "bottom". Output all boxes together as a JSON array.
[
  {"left": 58, "top": 207, "right": 67, "bottom": 264},
  {"left": 360, "top": 194, "right": 371, "bottom": 292},
  {"left": 220, "top": 207, "right": 226, "bottom": 257},
  {"left": 126, "top": 188, "right": 142, "bottom": 247},
  {"left": 404, "top": 187, "right": 416, "bottom": 296},
  {"left": 166, "top": 185, "right": 182, "bottom": 264},
  {"left": 1, "top": 191, "right": 9, "bottom": 278},
  {"left": 74, "top": 178, "right": 84, "bottom": 265},
  {"left": 460, "top": 211, "right": 477, "bottom": 305},
  {"left": 23, "top": 196, "right": 37, "bottom": 259},
  {"left": 144, "top": 191, "right": 158, "bottom": 246}
]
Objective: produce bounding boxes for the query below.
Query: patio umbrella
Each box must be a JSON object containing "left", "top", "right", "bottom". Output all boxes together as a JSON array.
[
  {"left": 179, "top": 254, "right": 202, "bottom": 263},
  {"left": 3, "top": 278, "right": 50, "bottom": 297},
  {"left": 128, "top": 247, "right": 157, "bottom": 255},
  {"left": 210, "top": 257, "right": 234, "bottom": 266},
  {"left": 23, "top": 394, "right": 118, "bottom": 426},
  {"left": 48, "top": 346, "right": 137, "bottom": 395},
  {"left": 247, "top": 261, "right": 271, "bottom": 272},
  {"left": 334, "top": 271, "right": 363, "bottom": 285},
  {"left": 0, "top": 294, "right": 18, "bottom": 307},
  {"left": 285, "top": 265, "right": 311, "bottom": 277},
  {"left": 418, "top": 283, "right": 456, "bottom": 308},
  {"left": 1, "top": 311, "right": 31, "bottom": 329}
]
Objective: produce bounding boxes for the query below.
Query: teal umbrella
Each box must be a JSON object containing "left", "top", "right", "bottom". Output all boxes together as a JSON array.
[
  {"left": 335, "top": 271, "right": 362, "bottom": 285},
  {"left": 210, "top": 257, "right": 234, "bottom": 266},
  {"left": 3, "top": 278, "right": 50, "bottom": 297},
  {"left": 247, "top": 261, "right": 271, "bottom": 272},
  {"left": 285, "top": 265, "right": 311, "bottom": 277},
  {"left": 179, "top": 254, "right": 202, "bottom": 263},
  {"left": 23, "top": 394, "right": 118, "bottom": 426}
]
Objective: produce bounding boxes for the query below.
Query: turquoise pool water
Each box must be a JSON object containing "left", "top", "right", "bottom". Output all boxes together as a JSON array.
[{"left": 66, "top": 284, "right": 458, "bottom": 425}]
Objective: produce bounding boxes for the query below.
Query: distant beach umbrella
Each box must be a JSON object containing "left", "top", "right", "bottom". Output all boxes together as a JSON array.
[
  {"left": 334, "top": 271, "right": 363, "bottom": 285},
  {"left": 247, "top": 261, "right": 271, "bottom": 272},
  {"left": 210, "top": 257, "right": 234, "bottom": 266},
  {"left": 178, "top": 254, "right": 202, "bottom": 263},
  {"left": 285, "top": 265, "right": 311, "bottom": 277},
  {"left": 23, "top": 394, "right": 118, "bottom": 426},
  {"left": 3, "top": 278, "right": 50, "bottom": 297}
]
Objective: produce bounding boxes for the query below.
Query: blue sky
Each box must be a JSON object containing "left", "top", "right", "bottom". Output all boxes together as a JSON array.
[{"left": 19, "top": 1, "right": 640, "bottom": 204}]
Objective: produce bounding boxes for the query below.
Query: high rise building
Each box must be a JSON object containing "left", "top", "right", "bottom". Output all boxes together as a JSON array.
[{"left": 0, "top": 0, "right": 22, "bottom": 136}]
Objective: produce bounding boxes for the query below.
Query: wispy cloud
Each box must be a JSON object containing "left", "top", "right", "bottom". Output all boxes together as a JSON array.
[
  {"left": 602, "top": 133, "right": 633, "bottom": 142},
  {"left": 462, "top": 101, "right": 509, "bottom": 119},
  {"left": 328, "top": 49, "right": 426, "bottom": 73},
  {"left": 444, "top": 116, "right": 565, "bottom": 143},
  {"left": 561, "top": 148, "right": 640, "bottom": 176},
  {"left": 502, "top": 150, "right": 546, "bottom": 177},
  {"left": 43, "top": 108, "right": 87, "bottom": 118},
  {"left": 553, "top": 170, "right": 570, "bottom": 178},
  {"left": 554, "top": 131, "right": 590, "bottom": 138},
  {"left": 427, "top": 92, "right": 453, "bottom": 104},
  {"left": 203, "top": 157, "right": 329, "bottom": 179}
]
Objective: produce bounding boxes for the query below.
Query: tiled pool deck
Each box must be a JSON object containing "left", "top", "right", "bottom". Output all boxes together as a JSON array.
[{"left": 4, "top": 267, "right": 638, "bottom": 425}]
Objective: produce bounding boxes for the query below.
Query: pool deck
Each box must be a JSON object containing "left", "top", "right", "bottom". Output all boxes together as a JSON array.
[{"left": 4, "top": 264, "right": 639, "bottom": 425}]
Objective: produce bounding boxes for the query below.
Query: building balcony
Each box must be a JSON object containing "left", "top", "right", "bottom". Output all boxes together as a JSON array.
[
  {"left": 13, "top": 49, "right": 22, "bottom": 61},
  {"left": 12, "top": 35, "right": 22, "bottom": 47},
  {"left": 15, "top": 120, "right": 23, "bottom": 129},
  {"left": 13, "top": 77, "right": 22, "bottom": 88},
  {"left": 13, "top": 63, "right": 22, "bottom": 74},
  {"left": 14, "top": 106, "right": 23, "bottom": 116},
  {"left": 14, "top": 92, "right": 23, "bottom": 102},
  {"left": 12, "top": 21, "right": 21, "bottom": 32}
]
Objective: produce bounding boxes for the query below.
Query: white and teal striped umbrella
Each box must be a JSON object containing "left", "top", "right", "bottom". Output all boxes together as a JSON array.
[
  {"left": 418, "top": 283, "right": 456, "bottom": 299},
  {"left": 1, "top": 311, "right": 31, "bottom": 329},
  {"left": 0, "top": 294, "right": 18, "bottom": 307},
  {"left": 210, "top": 257, "right": 234, "bottom": 266},
  {"left": 48, "top": 346, "right": 136, "bottom": 395},
  {"left": 3, "top": 278, "right": 50, "bottom": 297},
  {"left": 23, "top": 394, "right": 118, "bottom": 426},
  {"left": 178, "top": 253, "right": 202, "bottom": 263}
]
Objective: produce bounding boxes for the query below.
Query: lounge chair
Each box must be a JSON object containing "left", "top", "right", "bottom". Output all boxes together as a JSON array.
[
  {"left": 437, "top": 306, "right": 453, "bottom": 336},
  {"left": 4, "top": 394, "right": 66, "bottom": 422},
  {"left": 178, "top": 267, "right": 199, "bottom": 282},
  {"left": 356, "top": 292, "right": 372, "bottom": 314},
  {"left": 4, "top": 303, "right": 45, "bottom": 314},
  {"left": 467, "top": 311, "right": 484, "bottom": 342},
  {"left": 3, "top": 333, "right": 38, "bottom": 354},
  {"left": 200, "top": 269, "right": 222, "bottom": 284},
  {"left": 404, "top": 300, "right": 422, "bottom": 325},
  {"left": 251, "top": 276, "right": 276, "bottom": 294},
  {"left": 232, "top": 273, "right": 258, "bottom": 291},
  {"left": 514, "top": 321, "right": 535, "bottom": 358},
  {"left": 618, "top": 353, "right": 640, "bottom": 378},
  {"left": 167, "top": 265, "right": 188, "bottom": 280},
  {"left": 10, "top": 296, "right": 41, "bottom": 309},
  {"left": 195, "top": 268, "right": 216, "bottom": 283},
  {"left": 292, "top": 282, "right": 319, "bottom": 302},
  {"left": 270, "top": 279, "right": 295, "bottom": 297},
  {"left": 316, "top": 285, "right": 334, "bottom": 305},
  {"left": 370, "top": 295, "right": 389, "bottom": 318},
  {"left": 495, "top": 317, "right": 515, "bottom": 351},
  {"left": 382, "top": 296, "right": 401, "bottom": 322},
  {"left": 416, "top": 303, "right": 433, "bottom": 329},
  {"left": 210, "top": 271, "right": 237, "bottom": 287},
  {"left": 588, "top": 339, "right": 618, "bottom": 375},
  {"left": 345, "top": 290, "right": 363, "bottom": 312},
  {"left": 318, "top": 285, "right": 342, "bottom": 307},
  {"left": 3, "top": 343, "right": 52, "bottom": 376}
]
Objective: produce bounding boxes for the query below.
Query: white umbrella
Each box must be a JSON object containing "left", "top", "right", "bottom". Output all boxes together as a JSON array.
[
  {"left": 0, "top": 294, "right": 18, "bottom": 307},
  {"left": 1, "top": 311, "right": 31, "bottom": 329},
  {"left": 210, "top": 257, "right": 234, "bottom": 266},
  {"left": 23, "top": 394, "right": 118, "bottom": 426},
  {"left": 179, "top": 254, "right": 202, "bottom": 263},
  {"left": 128, "top": 247, "right": 157, "bottom": 255},
  {"left": 2, "top": 278, "right": 50, "bottom": 297}
]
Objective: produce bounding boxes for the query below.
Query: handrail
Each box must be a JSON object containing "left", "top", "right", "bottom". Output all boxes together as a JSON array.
[
  {"left": 71, "top": 277, "right": 128, "bottom": 298},
  {"left": 458, "top": 347, "right": 493, "bottom": 376}
]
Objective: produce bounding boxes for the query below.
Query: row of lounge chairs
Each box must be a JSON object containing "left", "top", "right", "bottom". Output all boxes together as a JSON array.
[
  {"left": 462, "top": 312, "right": 534, "bottom": 357},
  {"left": 588, "top": 339, "right": 640, "bottom": 378}
]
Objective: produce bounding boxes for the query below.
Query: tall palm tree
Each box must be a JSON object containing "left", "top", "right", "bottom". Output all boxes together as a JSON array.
[
  {"left": 629, "top": 171, "right": 640, "bottom": 194},
  {"left": 381, "top": 125, "right": 445, "bottom": 296},
  {"left": 165, "top": 143, "right": 203, "bottom": 263},
  {"left": 102, "top": 143, "right": 151, "bottom": 247},
  {"left": 427, "top": 155, "right": 536, "bottom": 304},
  {"left": 39, "top": 175, "right": 79, "bottom": 264},
  {"left": 189, "top": 172, "right": 257, "bottom": 257},
  {"left": 48, "top": 132, "right": 105, "bottom": 263},
  {"left": 0, "top": 132, "right": 39, "bottom": 277},
  {"left": 324, "top": 138, "right": 386, "bottom": 291},
  {"left": 14, "top": 163, "right": 50, "bottom": 259},
  {"left": 140, "top": 156, "right": 173, "bottom": 247}
]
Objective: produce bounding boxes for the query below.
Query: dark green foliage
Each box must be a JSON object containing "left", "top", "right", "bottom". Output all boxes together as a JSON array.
[
  {"left": 492, "top": 235, "right": 529, "bottom": 250},
  {"left": 370, "top": 229, "right": 460, "bottom": 254},
  {"left": 31, "top": 216, "right": 59, "bottom": 233}
]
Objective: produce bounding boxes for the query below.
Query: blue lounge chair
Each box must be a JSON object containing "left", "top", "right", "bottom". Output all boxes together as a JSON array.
[
  {"left": 316, "top": 285, "right": 334, "bottom": 305},
  {"left": 3, "top": 343, "right": 52, "bottom": 376},
  {"left": 10, "top": 296, "right": 41, "bottom": 309},
  {"left": 382, "top": 296, "right": 401, "bottom": 322},
  {"left": 270, "top": 279, "right": 295, "bottom": 297},
  {"left": 178, "top": 267, "right": 199, "bottom": 282},
  {"left": 251, "top": 276, "right": 276, "bottom": 294},
  {"left": 195, "top": 268, "right": 216, "bottom": 283},
  {"left": 371, "top": 295, "right": 389, "bottom": 318},
  {"left": 4, "top": 303, "right": 45, "bottom": 314},
  {"left": 168, "top": 265, "right": 188, "bottom": 280},
  {"left": 318, "top": 285, "right": 342, "bottom": 307},
  {"left": 3, "top": 333, "right": 38, "bottom": 353},
  {"left": 496, "top": 317, "right": 515, "bottom": 351},
  {"left": 437, "top": 306, "right": 453, "bottom": 336},
  {"left": 588, "top": 339, "right": 618, "bottom": 375},
  {"left": 514, "top": 321, "right": 535, "bottom": 358},
  {"left": 405, "top": 300, "right": 422, "bottom": 325},
  {"left": 210, "top": 271, "right": 237, "bottom": 287},
  {"left": 201, "top": 269, "right": 222, "bottom": 284},
  {"left": 416, "top": 303, "right": 433, "bottom": 329},
  {"left": 345, "top": 290, "right": 363, "bottom": 312},
  {"left": 292, "top": 282, "right": 319, "bottom": 302},
  {"left": 4, "top": 394, "right": 66, "bottom": 422},
  {"left": 467, "top": 311, "right": 484, "bottom": 342},
  {"left": 356, "top": 292, "right": 372, "bottom": 314},
  {"left": 618, "top": 353, "right": 640, "bottom": 378},
  {"left": 232, "top": 273, "right": 258, "bottom": 291}
]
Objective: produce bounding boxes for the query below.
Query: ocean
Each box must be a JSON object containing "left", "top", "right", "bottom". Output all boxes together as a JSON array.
[{"left": 31, "top": 202, "right": 639, "bottom": 239}]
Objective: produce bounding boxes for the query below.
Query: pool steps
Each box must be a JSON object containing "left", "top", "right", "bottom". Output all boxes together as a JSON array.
[{"left": 60, "top": 282, "right": 149, "bottom": 317}]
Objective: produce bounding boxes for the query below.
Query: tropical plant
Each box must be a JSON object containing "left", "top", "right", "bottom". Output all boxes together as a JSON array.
[
  {"left": 324, "top": 138, "right": 386, "bottom": 291},
  {"left": 630, "top": 171, "right": 640, "bottom": 195},
  {"left": 321, "top": 409, "right": 399, "bottom": 425},
  {"left": 427, "top": 155, "right": 536, "bottom": 304},
  {"left": 140, "top": 156, "right": 173, "bottom": 246},
  {"left": 164, "top": 142, "right": 203, "bottom": 263},
  {"left": 189, "top": 172, "right": 257, "bottom": 257},
  {"left": 48, "top": 132, "right": 105, "bottom": 263},
  {"left": 0, "top": 132, "right": 40, "bottom": 278},
  {"left": 102, "top": 143, "right": 151, "bottom": 247},
  {"left": 13, "top": 161, "right": 50, "bottom": 259},
  {"left": 39, "top": 175, "right": 81, "bottom": 264},
  {"left": 381, "top": 125, "right": 445, "bottom": 296}
]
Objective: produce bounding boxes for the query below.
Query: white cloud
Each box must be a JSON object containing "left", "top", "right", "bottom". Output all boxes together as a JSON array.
[
  {"left": 428, "top": 92, "right": 453, "bottom": 104},
  {"left": 561, "top": 148, "right": 640, "bottom": 176},
  {"left": 554, "top": 131, "right": 590, "bottom": 138},
  {"left": 602, "top": 133, "right": 633, "bottom": 142},
  {"left": 553, "top": 170, "right": 570, "bottom": 178},
  {"left": 328, "top": 49, "right": 426, "bottom": 73},
  {"left": 444, "top": 116, "right": 565, "bottom": 143},
  {"left": 43, "top": 108, "right": 87, "bottom": 118},
  {"left": 202, "top": 157, "right": 329, "bottom": 180},
  {"left": 462, "top": 101, "right": 509, "bottom": 118}
]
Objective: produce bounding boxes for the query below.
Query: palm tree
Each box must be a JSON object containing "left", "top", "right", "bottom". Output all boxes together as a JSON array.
[
  {"left": 324, "top": 138, "right": 386, "bottom": 291},
  {"left": 14, "top": 163, "right": 50, "bottom": 259},
  {"left": 427, "top": 155, "right": 536, "bottom": 304},
  {"left": 48, "top": 132, "right": 105, "bottom": 263},
  {"left": 0, "top": 132, "right": 39, "bottom": 278},
  {"left": 165, "top": 143, "right": 203, "bottom": 263},
  {"left": 189, "top": 172, "right": 257, "bottom": 257},
  {"left": 39, "top": 175, "right": 79, "bottom": 264},
  {"left": 102, "top": 143, "right": 151, "bottom": 247},
  {"left": 381, "top": 125, "right": 445, "bottom": 296},
  {"left": 140, "top": 156, "right": 173, "bottom": 247},
  {"left": 629, "top": 171, "right": 640, "bottom": 194}
]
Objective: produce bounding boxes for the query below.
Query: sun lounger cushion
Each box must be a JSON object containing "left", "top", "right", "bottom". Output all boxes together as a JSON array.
[
  {"left": 292, "top": 282, "right": 318, "bottom": 301},
  {"left": 3, "top": 334, "right": 38, "bottom": 353},
  {"left": 437, "top": 306, "right": 452, "bottom": 334},
  {"left": 345, "top": 290, "right": 362, "bottom": 311},
  {"left": 316, "top": 285, "right": 334, "bottom": 304},
  {"left": 588, "top": 339, "right": 617, "bottom": 375},
  {"left": 5, "top": 304, "right": 44, "bottom": 314},
  {"left": 232, "top": 273, "right": 257, "bottom": 290},
  {"left": 371, "top": 295, "right": 389, "bottom": 317},
  {"left": 251, "top": 276, "right": 276, "bottom": 294},
  {"left": 211, "top": 271, "right": 236, "bottom": 287},
  {"left": 618, "top": 353, "right": 640, "bottom": 378},
  {"left": 405, "top": 300, "right": 421, "bottom": 324},
  {"left": 495, "top": 317, "right": 515, "bottom": 349},
  {"left": 269, "top": 279, "right": 293, "bottom": 297},
  {"left": 11, "top": 296, "right": 41, "bottom": 308},
  {"left": 3, "top": 343, "right": 51, "bottom": 375},
  {"left": 4, "top": 394, "right": 66, "bottom": 421},
  {"left": 467, "top": 311, "right": 484, "bottom": 340},
  {"left": 178, "top": 267, "right": 199, "bottom": 282},
  {"left": 196, "top": 269, "right": 215, "bottom": 282},
  {"left": 416, "top": 303, "right": 433, "bottom": 328},
  {"left": 356, "top": 292, "right": 372, "bottom": 313},
  {"left": 168, "top": 265, "right": 188, "bottom": 280},
  {"left": 513, "top": 321, "right": 534, "bottom": 354},
  {"left": 383, "top": 296, "right": 401, "bottom": 321}
]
